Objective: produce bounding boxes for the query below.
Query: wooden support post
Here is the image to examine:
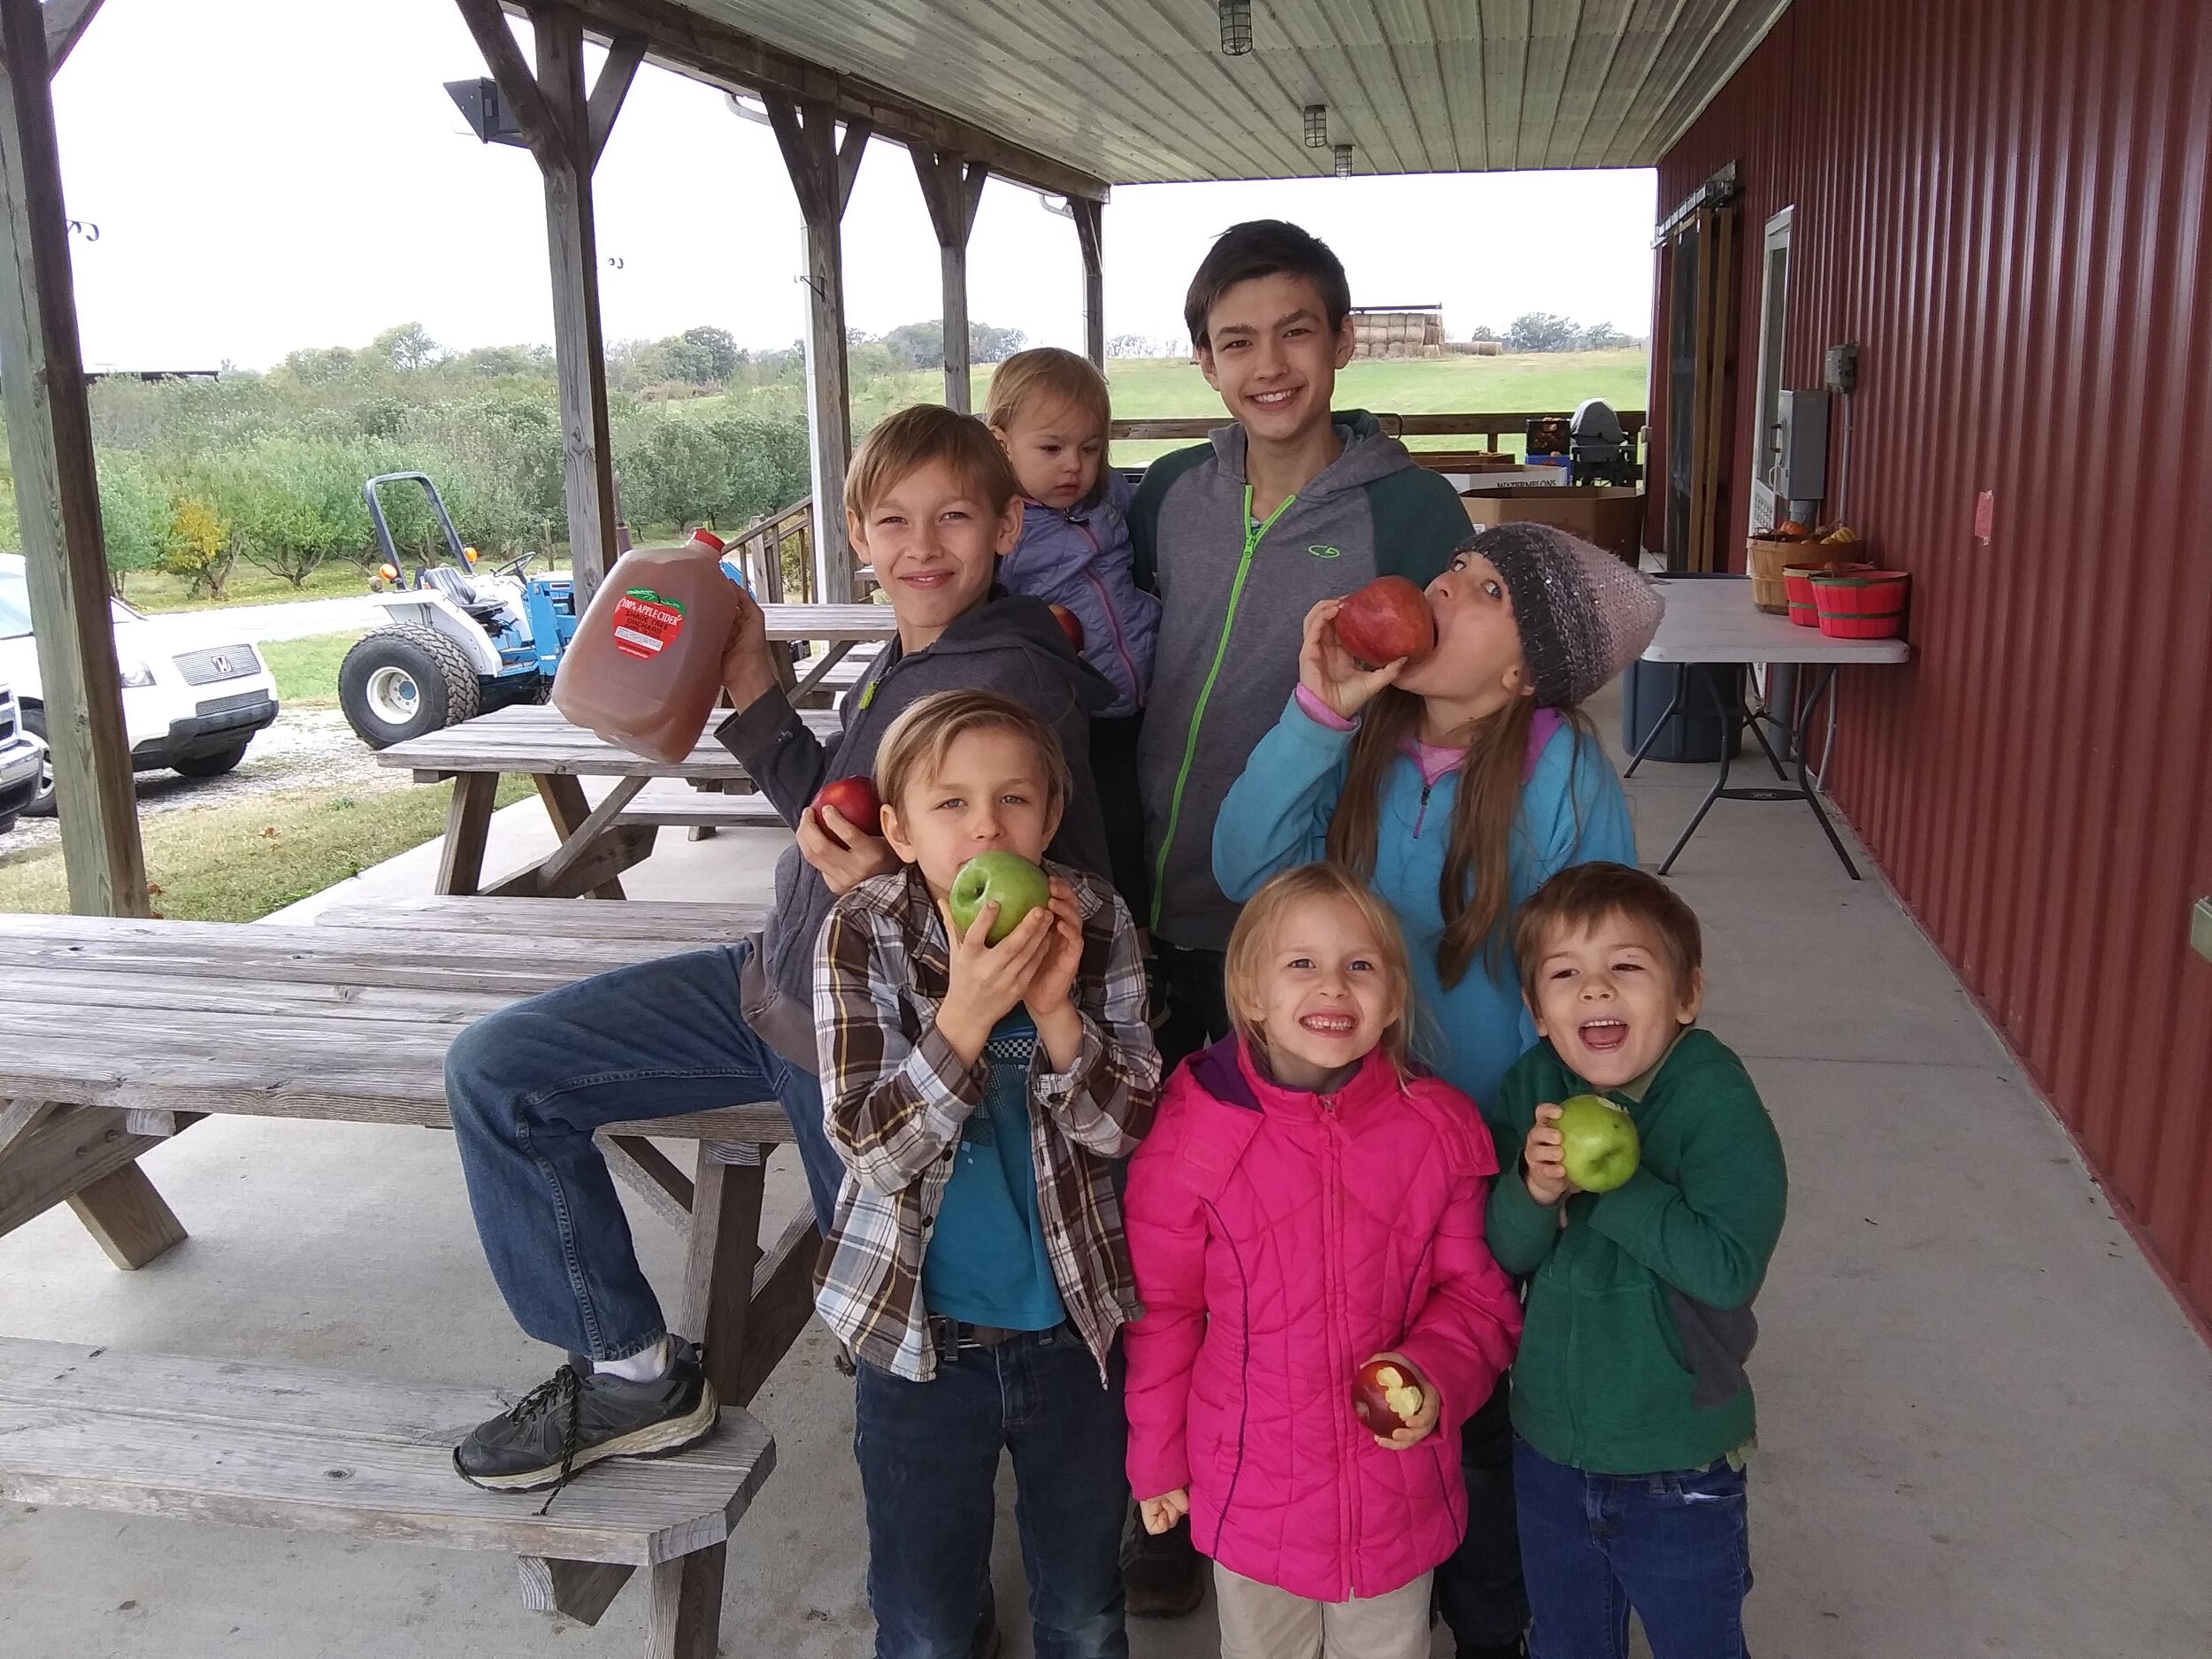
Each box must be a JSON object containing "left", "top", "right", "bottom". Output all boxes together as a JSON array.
[
  {"left": 1071, "top": 196, "right": 1105, "bottom": 370},
  {"left": 0, "top": 0, "right": 144, "bottom": 920},
  {"left": 65, "top": 1162, "right": 187, "bottom": 1270},
  {"left": 765, "top": 95, "right": 869, "bottom": 603},
  {"left": 912, "top": 148, "right": 987, "bottom": 412},
  {"left": 453, "top": 0, "right": 641, "bottom": 602}
]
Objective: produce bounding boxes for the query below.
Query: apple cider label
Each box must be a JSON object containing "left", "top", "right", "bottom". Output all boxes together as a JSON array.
[{"left": 611, "top": 588, "right": 687, "bottom": 659}]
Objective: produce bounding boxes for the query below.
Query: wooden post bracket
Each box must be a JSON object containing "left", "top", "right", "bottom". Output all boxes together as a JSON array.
[{"left": 912, "top": 147, "right": 987, "bottom": 411}]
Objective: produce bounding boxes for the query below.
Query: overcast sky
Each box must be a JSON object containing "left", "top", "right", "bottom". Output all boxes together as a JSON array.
[{"left": 52, "top": 0, "right": 1659, "bottom": 372}]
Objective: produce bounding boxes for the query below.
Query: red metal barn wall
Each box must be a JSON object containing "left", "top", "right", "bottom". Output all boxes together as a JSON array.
[{"left": 1646, "top": 0, "right": 2212, "bottom": 1328}]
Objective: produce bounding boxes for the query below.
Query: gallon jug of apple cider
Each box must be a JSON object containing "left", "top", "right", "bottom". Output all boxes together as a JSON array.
[{"left": 552, "top": 526, "right": 740, "bottom": 764}]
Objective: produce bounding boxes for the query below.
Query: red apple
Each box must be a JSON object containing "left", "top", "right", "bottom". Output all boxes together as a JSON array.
[
  {"left": 1333, "top": 576, "right": 1435, "bottom": 668},
  {"left": 810, "top": 775, "right": 881, "bottom": 849},
  {"left": 1350, "top": 1356, "right": 1425, "bottom": 1434},
  {"left": 1048, "top": 603, "right": 1086, "bottom": 653}
]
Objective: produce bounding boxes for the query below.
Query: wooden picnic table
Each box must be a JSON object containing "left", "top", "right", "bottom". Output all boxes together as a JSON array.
[
  {"left": 758, "top": 602, "right": 896, "bottom": 704},
  {"left": 375, "top": 703, "right": 841, "bottom": 899},
  {"left": 0, "top": 901, "right": 810, "bottom": 1656}
]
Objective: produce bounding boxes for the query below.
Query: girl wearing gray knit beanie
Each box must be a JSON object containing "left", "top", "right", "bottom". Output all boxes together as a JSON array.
[
  {"left": 1213, "top": 524, "right": 1662, "bottom": 1659},
  {"left": 1214, "top": 521, "right": 1663, "bottom": 1110}
]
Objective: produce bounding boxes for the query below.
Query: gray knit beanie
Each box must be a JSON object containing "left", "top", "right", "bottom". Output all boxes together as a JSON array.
[{"left": 1464, "top": 522, "right": 1665, "bottom": 708}]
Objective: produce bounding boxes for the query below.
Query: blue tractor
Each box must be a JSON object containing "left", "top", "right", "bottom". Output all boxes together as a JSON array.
[{"left": 337, "top": 472, "right": 581, "bottom": 748}]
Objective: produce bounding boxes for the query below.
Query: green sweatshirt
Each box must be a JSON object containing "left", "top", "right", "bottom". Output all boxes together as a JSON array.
[{"left": 1485, "top": 1028, "right": 1787, "bottom": 1476}]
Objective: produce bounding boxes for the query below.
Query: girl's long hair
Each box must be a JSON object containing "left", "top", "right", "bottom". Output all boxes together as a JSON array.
[{"left": 1327, "top": 687, "right": 1585, "bottom": 987}]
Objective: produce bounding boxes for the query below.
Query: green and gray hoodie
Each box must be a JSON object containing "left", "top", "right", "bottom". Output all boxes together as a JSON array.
[{"left": 1130, "top": 411, "right": 1470, "bottom": 950}]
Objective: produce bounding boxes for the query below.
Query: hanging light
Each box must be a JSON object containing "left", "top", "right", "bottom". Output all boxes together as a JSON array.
[
  {"left": 1333, "top": 142, "right": 1354, "bottom": 178},
  {"left": 1302, "top": 104, "right": 1329, "bottom": 147},
  {"left": 1218, "top": 0, "right": 1253, "bottom": 55}
]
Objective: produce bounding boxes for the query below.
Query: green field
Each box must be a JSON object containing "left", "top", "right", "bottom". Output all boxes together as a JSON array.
[{"left": 703, "top": 348, "right": 1649, "bottom": 465}]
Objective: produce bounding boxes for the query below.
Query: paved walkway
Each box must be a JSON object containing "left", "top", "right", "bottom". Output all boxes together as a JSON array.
[{"left": 4, "top": 685, "right": 2208, "bottom": 1657}]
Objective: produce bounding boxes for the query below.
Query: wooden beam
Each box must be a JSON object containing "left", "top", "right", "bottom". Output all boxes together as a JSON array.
[
  {"left": 534, "top": 6, "right": 618, "bottom": 597},
  {"left": 585, "top": 32, "right": 644, "bottom": 168},
  {"left": 913, "top": 149, "right": 986, "bottom": 411},
  {"left": 766, "top": 94, "right": 861, "bottom": 603},
  {"left": 541, "top": 0, "right": 1109, "bottom": 204},
  {"left": 1071, "top": 196, "right": 1104, "bottom": 370},
  {"left": 40, "top": 0, "right": 102, "bottom": 73},
  {"left": 0, "top": 0, "right": 147, "bottom": 919},
  {"left": 516, "top": 1555, "right": 635, "bottom": 1625},
  {"left": 65, "top": 1160, "right": 186, "bottom": 1270},
  {"left": 454, "top": 1, "right": 626, "bottom": 599},
  {"left": 0, "top": 1104, "right": 172, "bottom": 1243}
]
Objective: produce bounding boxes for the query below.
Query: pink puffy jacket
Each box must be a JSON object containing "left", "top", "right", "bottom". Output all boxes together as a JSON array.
[{"left": 1123, "top": 1037, "right": 1523, "bottom": 1603}]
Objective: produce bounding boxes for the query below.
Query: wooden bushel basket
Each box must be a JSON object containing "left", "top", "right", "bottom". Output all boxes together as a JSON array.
[{"left": 1812, "top": 568, "right": 1910, "bottom": 639}]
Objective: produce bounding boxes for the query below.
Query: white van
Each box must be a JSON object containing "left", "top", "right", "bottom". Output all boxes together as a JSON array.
[{"left": 0, "top": 549, "right": 280, "bottom": 815}]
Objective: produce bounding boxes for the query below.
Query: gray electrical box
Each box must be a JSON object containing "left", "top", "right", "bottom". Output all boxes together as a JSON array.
[{"left": 1776, "top": 388, "right": 1831, "bottom": 502}]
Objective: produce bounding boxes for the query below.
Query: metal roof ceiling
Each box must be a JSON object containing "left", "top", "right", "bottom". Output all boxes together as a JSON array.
[{"left": 675, "top": 0, "right": 1793, "bottom": 183}]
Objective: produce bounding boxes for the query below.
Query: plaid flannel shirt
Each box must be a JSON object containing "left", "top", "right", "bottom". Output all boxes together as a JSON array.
[{"left": 812, "top": 860, "right": 1160, "bottom": 1382}]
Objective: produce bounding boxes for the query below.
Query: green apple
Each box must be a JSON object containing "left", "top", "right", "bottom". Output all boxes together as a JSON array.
[
  {"left": 947, "top": 851, "right": 1051, "bottom": 945},
  {"left": 1556, "top": 1094, "right": 1640, "bottom": 1193}
]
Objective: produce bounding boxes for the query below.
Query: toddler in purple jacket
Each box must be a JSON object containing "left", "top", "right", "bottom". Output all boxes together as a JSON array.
[{"left": 989, "top": 347, "right": 1162, "bottom": 917}]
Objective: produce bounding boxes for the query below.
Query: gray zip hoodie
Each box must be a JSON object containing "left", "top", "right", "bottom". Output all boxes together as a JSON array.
[
  {"left": 1130, "top": 411, "right": 1471, "bottom": 952},
  {"left": 718, "top": 591, "right": 1114, "bottom": 1069}
]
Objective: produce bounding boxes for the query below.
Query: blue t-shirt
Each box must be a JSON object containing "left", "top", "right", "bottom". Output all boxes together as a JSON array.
[{"left": 920, "top": 1010, "right": 1067, "bottom": 1332}]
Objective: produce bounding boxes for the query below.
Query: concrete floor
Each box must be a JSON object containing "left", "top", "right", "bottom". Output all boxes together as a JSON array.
[{"left": 6, "top": 685, "right": 2211, "bottom": 1658}]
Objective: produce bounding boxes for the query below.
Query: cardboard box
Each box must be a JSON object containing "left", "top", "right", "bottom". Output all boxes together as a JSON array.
[{"left": 1460, "top": 484, "right": 1645, "bottom": 563}]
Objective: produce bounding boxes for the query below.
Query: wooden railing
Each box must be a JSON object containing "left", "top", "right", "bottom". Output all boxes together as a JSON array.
[
  {"left": 722, "top": 496, "right": 815, "bottom": 603},
  {"left": 1110, "top": 408, "right": 1647, "bottom": 457}
]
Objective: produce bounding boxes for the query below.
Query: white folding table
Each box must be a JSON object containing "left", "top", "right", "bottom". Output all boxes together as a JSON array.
[{"left": 1629, "top": 574, "right": 1911, "bottom": 879}]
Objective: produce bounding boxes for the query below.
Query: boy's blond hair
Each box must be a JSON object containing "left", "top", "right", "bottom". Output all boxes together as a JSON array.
[
  {"left": 985, "top": 347, "right": 1112, "bottom": 440},
  {"left": 1512, "top": 861, "right": 1703, "bottom": 1005},
  {"left": 1224, "top": 862, "right": 1414, "bottom": 1074},
  {"left": 872, "top": 688, "right": 1072, "bottom": 821},
  {"left": 847, "top": 403, "right": 1022, "bottom": 523}
]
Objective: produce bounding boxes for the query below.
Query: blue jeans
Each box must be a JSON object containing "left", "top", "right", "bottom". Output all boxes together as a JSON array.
[
  {"left": 1514, "top": 1438, "right": 1751, "bottom": 1659},
  {"left": 855, "top": 1327, "right": 1128, "bottom": 1659},
  {"left": 444, "top": 942, "right": 844, "bottom": 1363}
]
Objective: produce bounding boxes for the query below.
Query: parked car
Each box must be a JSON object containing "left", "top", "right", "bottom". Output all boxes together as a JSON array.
[
  {"left": 0, "top": 680, "right": 42, "bottom": 834},
  {"left": 0, "top": 549, "right": 280, "bottom": 816}
]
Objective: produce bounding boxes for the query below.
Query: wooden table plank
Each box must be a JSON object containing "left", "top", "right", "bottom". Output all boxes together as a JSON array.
[
  {"left": 313, "top": 897, "right": 768, "bottom": 941},
  {"left": 0, "top": 1339, "right": 776, "bottom": 1567},
  {"left": 376, "top": 705, "right": 841, "bottom": 781},
  {"left": 757, "top": 603, "right": 896, "bottom": 642}
]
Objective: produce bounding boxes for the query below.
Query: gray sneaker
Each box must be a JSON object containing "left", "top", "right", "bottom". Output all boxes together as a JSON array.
[{"left": 454, "top": 1340, "right": 719, "bottom": 1493}]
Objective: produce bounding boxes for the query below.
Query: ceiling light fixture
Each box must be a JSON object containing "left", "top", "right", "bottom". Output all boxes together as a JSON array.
[
  {"left": 1302, "top": 104, "right": 1328, "bottom": 147},
  {"left": 1333, "top": 142, "right": 1354, "bottom": 178},
  {"left": 1219, "top": 1, "right": 1253, "bottom": 56}
]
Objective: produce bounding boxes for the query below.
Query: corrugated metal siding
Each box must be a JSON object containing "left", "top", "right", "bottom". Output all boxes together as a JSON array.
[
  {"left": 1646, "top": 0, "right": 2212, "bottom": 1326},
  {"left": 681, "top": 0, "right": 1793, "bottom": 180}
]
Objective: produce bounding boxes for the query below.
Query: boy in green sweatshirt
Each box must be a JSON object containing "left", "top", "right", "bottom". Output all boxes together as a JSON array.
[{"left": 1485, "top": 864, "right": 1786, "bottom": 1659}]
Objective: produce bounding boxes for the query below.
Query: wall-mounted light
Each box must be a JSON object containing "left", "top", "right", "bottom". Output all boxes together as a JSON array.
[
  {"left": 1302, "top": 104, "right": 1328, "bottom": 147},
  {"left": 1333, "top": 142, "right": 1354, "bottom": 178},
  {"left": 1219, "top": 1, "right": 1253, "bottom": 55}
]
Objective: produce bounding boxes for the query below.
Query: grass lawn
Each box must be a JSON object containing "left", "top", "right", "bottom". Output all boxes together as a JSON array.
[
  {"left": 259, "top": 629, "right": 368, "bottom": 708},
  {"left": 0, "top": 775, "right": 535, "bottom": 922},
  {"left": 697, "top": 347, "right": 1649, "bottom": 465}
]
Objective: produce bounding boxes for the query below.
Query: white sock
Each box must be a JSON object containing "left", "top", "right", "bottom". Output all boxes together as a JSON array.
[{"left": 595, "top": 1336, "right": 671, "bottom": 1383}]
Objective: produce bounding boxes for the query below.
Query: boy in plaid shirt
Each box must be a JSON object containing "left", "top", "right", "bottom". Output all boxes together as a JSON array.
[{"left": 814, "top": 687, "right": 1160, "bottom": 1659}]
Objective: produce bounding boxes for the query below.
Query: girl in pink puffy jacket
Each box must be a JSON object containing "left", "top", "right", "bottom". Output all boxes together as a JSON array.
[{"left": 1123, "top": 861, "right": 1524, "bottom": 1659}]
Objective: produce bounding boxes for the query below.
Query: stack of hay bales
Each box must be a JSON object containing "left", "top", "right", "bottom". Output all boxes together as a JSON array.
[{"left": 1350, "top": 308, "right": 1447, "bottom": 360}]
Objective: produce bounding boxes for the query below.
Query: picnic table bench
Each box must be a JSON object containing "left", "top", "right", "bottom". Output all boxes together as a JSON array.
[
  {"left": 0, "top": 902, "right": 810, "bottom": 1657},
  {"left": 375, "top": 703, "right": 840, "bottom": 899}
]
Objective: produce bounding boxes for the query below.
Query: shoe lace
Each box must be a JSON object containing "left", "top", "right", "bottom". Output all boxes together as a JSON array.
[{"left": 505, "top": 1363, "right": 585, "bottom": 1515}]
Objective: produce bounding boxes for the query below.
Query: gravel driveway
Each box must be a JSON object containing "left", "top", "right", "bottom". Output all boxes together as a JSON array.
[{"left": 3, "top": 703, "right": 395, "bottom": 852}]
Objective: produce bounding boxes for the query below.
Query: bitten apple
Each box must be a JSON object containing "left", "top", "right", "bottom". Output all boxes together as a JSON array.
[
  {"left": 809, "top": 775, "right": 882, "bottom": 849},
  {"left": 1333, "top": 576, "right": 1436, "bottom": 668},
  {"left": 1555, "top": 1094, "right": 1640, "bottom": 1193},
  {"left": 1350, "top": 1357, "right": 1425, "bottom": 1434},
  {"left": 1047, "top": 603, "right": 1087, "bottom": 653},
  {"left": 947, "top": 850, "right": 1051, "bottom": 944}
]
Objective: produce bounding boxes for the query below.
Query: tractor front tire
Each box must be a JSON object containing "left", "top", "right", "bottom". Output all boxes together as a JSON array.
[{"left": 338, "top": 626, "right": 482, "bottom": 749}]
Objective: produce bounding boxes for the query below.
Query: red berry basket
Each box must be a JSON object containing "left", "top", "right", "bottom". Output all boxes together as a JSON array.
[
  {"left": 1811, "top": 569, "right": 1910, "bottom": 640},
  {"left": 1783, "top": 559, "right": 1871, "bottom": 626}
]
